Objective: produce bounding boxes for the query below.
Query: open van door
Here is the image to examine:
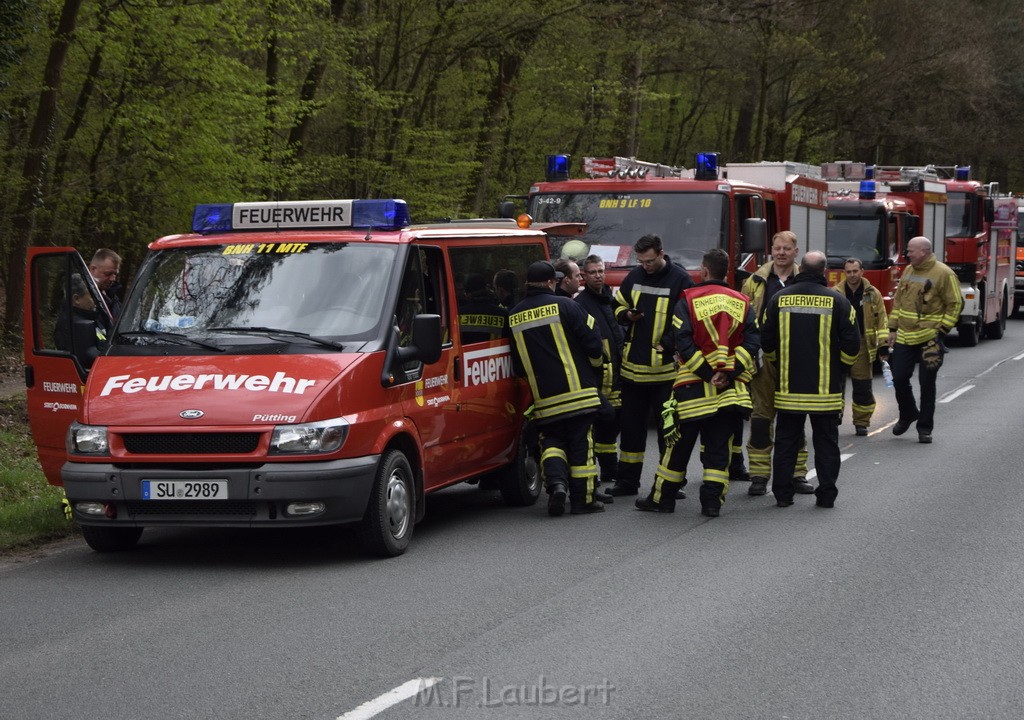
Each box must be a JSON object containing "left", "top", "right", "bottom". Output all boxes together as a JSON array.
[{"left": 23, "top": 248, "right": 111, "bottom": 485}]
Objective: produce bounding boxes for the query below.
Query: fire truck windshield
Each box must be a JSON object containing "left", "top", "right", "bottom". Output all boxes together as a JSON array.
[
  {"left": 825, "top": 214, "right": 886, "bottom": 267},
  {"left": 528, "top": 192, "right": 727, "bottom": 269},
  {"left": 117, "top": 242, "right": 398, "bottom": 351},
  {"left": 945, "top": 192, "right": 971, "bottom": 237}
]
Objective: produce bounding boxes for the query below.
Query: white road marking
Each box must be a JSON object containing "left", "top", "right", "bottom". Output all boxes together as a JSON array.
[
  {"left": 1013, "top": 351, "right": 1024, "bottom": 361},
  {"left": 939, "top": 385, "right": 975, "bottom": 403},
  {"left": 805, "top": 453, "right": 853, "bottom": 481},
  {"left": 337, "top": 678, "right": 441, "bottom": 720}
]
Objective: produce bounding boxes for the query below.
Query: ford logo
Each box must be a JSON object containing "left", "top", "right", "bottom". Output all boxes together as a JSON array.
[{"left": 180, "top": 409, "right": 204, "bottom": 419}]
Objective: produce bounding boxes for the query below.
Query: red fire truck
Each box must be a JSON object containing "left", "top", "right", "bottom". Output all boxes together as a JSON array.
[
  {"left": 1016, "top": 198, "right": 1024, "bottom": 316},
  {"left": 516, "top": 154, "right": 828, "bottom": 290},
  {"left": 23, "top": 199, "right": 552, "bottom": 557},
  {"left": 938, "top": 170, "right": 1016, "bottom": 345},
  {"left": 820, "top": 162, "right": 949, "bottom": 313}
]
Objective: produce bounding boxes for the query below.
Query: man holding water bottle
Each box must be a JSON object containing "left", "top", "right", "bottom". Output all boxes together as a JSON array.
[{"left": 833, "top": 258, "right": 889, "bottom": 436}]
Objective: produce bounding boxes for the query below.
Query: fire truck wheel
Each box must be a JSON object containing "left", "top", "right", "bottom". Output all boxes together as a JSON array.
[
  {"left": 498, "top": 422, "right": 542, "bottom": 507},
  {"left": 357, "top": 449, "right": 414, "bottom": 557},
  {"left": 80, "top": 525, "right": 143, "bottom": 553},
  {"left": 958, "top": 319, "right": 979, "bottom": 347},
  {"left": 985, "top": 293, "right": 1007, "bottom": 340}
]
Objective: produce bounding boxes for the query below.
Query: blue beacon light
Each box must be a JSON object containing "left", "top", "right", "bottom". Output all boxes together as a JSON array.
[
  {"left": 955, "top": 166, "right": 970, "bottom": 181},
  {"left": 546, "top": 155, "right": 571, "bottom": 182},
  {"left": 859, "top": 180, "right": 876, "bottom": 200},
  {"left": 352, "top": 199, "right": 411, "bottom": 228},
  {"left": 695, "top": 152, "right": 719, "bottom": 180}
]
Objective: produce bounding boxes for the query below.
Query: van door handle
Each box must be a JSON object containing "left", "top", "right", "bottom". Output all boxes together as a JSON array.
[{"left": 454, "top": 356, "right": 461, "bottom": 382}]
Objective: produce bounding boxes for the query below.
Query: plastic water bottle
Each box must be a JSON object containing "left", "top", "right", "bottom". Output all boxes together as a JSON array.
[{"left": 881, "top": 360, "right": 894, "bottom": 388}]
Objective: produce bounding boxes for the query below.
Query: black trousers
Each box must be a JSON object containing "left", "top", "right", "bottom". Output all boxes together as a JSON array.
[
  {"left": 615, "top": 380, "right": 671, "bottom": 489},
  {"left": 592, "top": 406, "right": 621, "bottom": 482},
  {"left": 890, "top": 342, "right": 938, "bottom": 433},
  {"left": 538, "top": 415, "right": 597, "bottom": 507},
  {"left": 772, "top": 411, "right": 840, "bottom": 505}
]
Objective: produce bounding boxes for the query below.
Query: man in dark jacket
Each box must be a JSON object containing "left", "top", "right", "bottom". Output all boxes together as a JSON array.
[
  {"left": 608, "top": 234, "right": 694, "bottom": 496},
  {"left": 510, "top": 261, "right": 606, "bottom": 516},
  {"left": 761, "top": 251, "right": 860, "bottom": 509},
  {"left": 575, "top": 254, "right": 624, "bottom": 496}
]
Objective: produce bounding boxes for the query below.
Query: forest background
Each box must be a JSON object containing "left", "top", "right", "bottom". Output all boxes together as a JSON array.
[{"left": 2, "top": 0, "right": 1024, "bottom": 340}]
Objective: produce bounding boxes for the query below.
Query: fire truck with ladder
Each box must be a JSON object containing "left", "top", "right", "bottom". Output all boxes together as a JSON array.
[
  {"left": 507, "top": 153, "right": 828, "bottom": 290},
  {"left": 937, "top": 168, "right": 1016, "bottom": 345},
  {"left": 820, "top": 161, "right": 948, "bottom": 315}
]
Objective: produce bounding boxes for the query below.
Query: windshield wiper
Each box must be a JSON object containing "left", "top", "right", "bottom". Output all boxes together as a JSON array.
[
  {"left": 208, "top": 326, "right": 344, "bottom": 350},
  {"left": 117, "top": 330, "right": 225, "bottom": 352}
]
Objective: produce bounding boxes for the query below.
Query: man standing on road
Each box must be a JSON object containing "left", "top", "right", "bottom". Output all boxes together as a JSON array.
[
  {"left": 575, "top": 255, "right": 624, "bottom": 498},
  {"left": 510, "top": 261, "right": 606, "bottom": 515},
  {"left": 887, "top": 236, "right": 962, "bottom": 444},
  {"left": 834, "top": 258, "right": 889, "bottom": 435},
  {"left": 761, "top": 251, "right": 860, "bottom": 509},
  {"left": 636, "top": 249, "right": 759, "bottom": 517},
  {"left": 742, "top": 231, "right": 810, "bottom": 497},
  {"left": 608, "top": 234, "right": 694, "bottom": 497}
]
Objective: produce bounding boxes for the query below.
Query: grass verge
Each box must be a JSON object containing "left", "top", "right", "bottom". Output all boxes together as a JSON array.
[{"left": 0, "top": 393, "right": 78, "bottom": 553}]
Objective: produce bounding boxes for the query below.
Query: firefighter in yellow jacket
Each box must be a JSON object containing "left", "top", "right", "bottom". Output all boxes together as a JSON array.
[
  {"left": 761, "top": 252, "right": 860, "bottom": 508},
  {"left": 887, "top": 236, "right": 963, "bottom": 444},
  {"left": 635, "top": 249, "right": 759, "bottom": 517},
  {"left": 833, "top": 258, "right": 889, "bottom": 435},
  {"left": 741, "top": 231, "right": 810, "bottom": 497}
]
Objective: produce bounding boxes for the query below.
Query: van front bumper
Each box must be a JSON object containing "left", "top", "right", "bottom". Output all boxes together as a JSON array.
[{"left": 61, "top": 455, "right": 380, "bottom": 527}]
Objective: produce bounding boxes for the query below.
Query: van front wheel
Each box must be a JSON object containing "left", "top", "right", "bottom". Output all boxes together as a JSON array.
[{"left": 357, "top": 450, "right": 414, "bottom": 557}]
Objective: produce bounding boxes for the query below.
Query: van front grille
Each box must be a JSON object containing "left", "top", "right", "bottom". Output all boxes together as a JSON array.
[{"left": 122, "top": 433, "right": 260, "bottom": 455}]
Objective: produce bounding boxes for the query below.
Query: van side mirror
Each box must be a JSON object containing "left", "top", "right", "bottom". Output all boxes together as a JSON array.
[
  {"left": 382, "top": 314, "right": 443, "bottom": 386},
  {"left": 395, "top": 314, "right": 442, "bottom": 365},
  {"left": 984, "top": 198, "right": 995, "bottom": 224},
  {"left": 742, "top": 218, "right": 767, "bottom": 253}
]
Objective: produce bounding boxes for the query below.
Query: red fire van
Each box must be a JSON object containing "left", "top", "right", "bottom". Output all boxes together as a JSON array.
[{"left": 23, "top": 199, "right": 547, "bottom": 556}]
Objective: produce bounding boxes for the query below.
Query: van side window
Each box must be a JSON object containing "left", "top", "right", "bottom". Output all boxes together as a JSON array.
[
  {"left": 32, "top": 253, "right": 110, "bottom": 373},
  {"left": 449, "top": 244, "right": 545, "bottom": 345},
  {"left": 395, "top": 246, "right": 449, "bottom": 350}
]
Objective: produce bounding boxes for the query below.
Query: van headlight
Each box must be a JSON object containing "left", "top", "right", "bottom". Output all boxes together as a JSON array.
[
  {"left": 270, "top": 417, "right": 349, "bottom": 455},
  {"left": 67, "top": 422, "right": 110, "bottom": 455}
]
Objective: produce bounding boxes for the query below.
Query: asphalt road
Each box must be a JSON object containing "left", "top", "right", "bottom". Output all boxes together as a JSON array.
[{"left": 4, "top": 321, "right": 1024, "bottom": 720}]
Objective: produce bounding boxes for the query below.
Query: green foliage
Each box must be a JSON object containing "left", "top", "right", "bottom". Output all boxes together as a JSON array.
[
  {"left": 2, "top": 0, "right": 1024, "bottom": 313},
  {"left": 0, "top": 393, "right": 74, "bottom": 552}
]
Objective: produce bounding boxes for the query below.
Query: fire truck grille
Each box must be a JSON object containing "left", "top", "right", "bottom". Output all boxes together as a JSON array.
[
  {"left": 122, "top": 433, "right": 260, "bottom": 455},
  {"left": 126, "top": 501, "right": 258, "bottom": 517}
]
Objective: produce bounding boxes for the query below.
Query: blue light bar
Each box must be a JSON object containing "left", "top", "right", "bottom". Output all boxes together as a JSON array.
[
  {"left": 955, "top": 166, "right": 970, "bottom": 181},
  {"left": 864, "top": 166, "right": 874, "bottom": 180},
  {"left": 695, "top": 152, "right": 719, "bottom": 181},
  {"left": 192, "top": 204, "right": 233, "bottom": 233},
  {"left": 546, "top": 155, "right": 571, "bottom": 182},
  {"left": 859, "top": 180, "right": 876, "bottom": 199},
  {"left": 191, "top": 199, "right": 410, "bottom": 233}
]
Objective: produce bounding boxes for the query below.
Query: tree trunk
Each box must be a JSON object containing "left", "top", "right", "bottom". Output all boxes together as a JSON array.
[{"left": 3, "top": 0, "right": 84, "bottom": 342}]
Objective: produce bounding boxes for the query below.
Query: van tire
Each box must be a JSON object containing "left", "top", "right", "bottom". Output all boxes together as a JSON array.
[
  {"left": 81, "top": 525, "right": 143, "bottom": 553},
  {"left": 357, "top": 450, "right": 414, "bottom": 557},
  {"left": 498, "top": 423, "right": 542, "bottom": 507}
]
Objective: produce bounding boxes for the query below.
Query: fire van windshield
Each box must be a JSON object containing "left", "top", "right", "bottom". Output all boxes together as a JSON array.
[
  {"left": 528, "top": 192, "right": 728, "bottom": 269},
  {"left": 116, "top": 242, "right": 398, "bottom": 352}
]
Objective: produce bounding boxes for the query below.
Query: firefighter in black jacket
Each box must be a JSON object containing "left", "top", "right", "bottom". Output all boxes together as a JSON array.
[
  {"left": 575, "top": 254, "right": 625, "bottom": 492},
  {"left": 608, "top": 234, "right": 694, "bottom": 496},
  {"left": 761, "top": 252, "right": 860, "bottom": 508},
  {"left": 510, "top": 261, "right": 606, "bottom": 516}
]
